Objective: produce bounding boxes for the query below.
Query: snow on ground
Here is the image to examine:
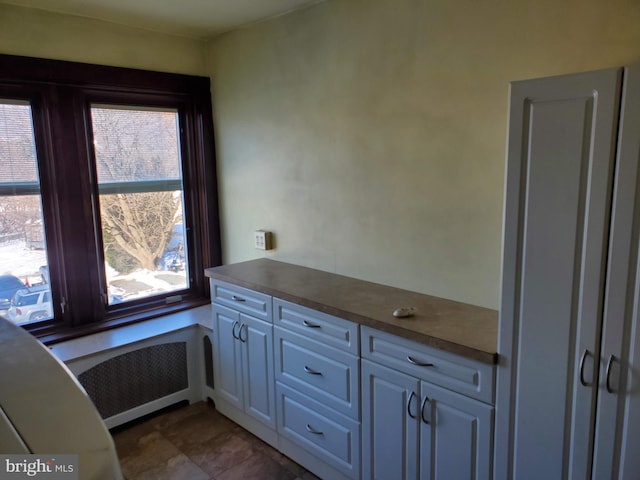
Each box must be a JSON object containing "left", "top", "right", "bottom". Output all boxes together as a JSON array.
[
  {"left": 0, "top": 240, "right": 187, "bottom": 301},
  {"left": 0, "top": 240, "right": 46, "bottom": 282},
  {"left": 107, "top": 268, "right": 187, "bottom": 302}
]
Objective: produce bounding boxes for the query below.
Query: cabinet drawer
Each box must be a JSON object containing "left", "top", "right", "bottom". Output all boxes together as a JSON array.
[
  {"left": 275, "top": 327, "right": 359, "bottom": 419},
  {"left": 273, "top": 298, "right": 358, "bottom": 354},
  {"left": 362, "top": 326, "right": 495, "bottom": 404},
  {"left": 276, "top": 382, "right": 360, "bottom": 480},
  {"left": 210, "top": 280, "right": 272, "bottom": 321}
]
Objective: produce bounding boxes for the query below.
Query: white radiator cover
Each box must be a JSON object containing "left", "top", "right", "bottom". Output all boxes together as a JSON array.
[{"left": 65, "top": 328, "right": 201, "bottom": 429}]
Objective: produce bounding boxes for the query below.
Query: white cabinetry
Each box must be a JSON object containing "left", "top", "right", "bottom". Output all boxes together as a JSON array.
[
  {"left": 496, "top": 64, "right": 640, "bottom": 479},
  {"left": 208, "top": 274, "right": 498, "bottom": 479},
  {"left": 362, "top": 326, "right": 494, "bottom": 480},
  {"left": 211, "top": 281, "right": 276, "bottom": 443},
  {"left": 362, "top": 359, "right": 420, "bottom": 479},
  {"left": 273, "top": 298, "right": 360, "bottom": 480}
]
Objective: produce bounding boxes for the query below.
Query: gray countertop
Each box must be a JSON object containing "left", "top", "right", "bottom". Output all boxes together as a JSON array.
[{"left": 205, "top": 259, "right": 498, "bottom": 364}]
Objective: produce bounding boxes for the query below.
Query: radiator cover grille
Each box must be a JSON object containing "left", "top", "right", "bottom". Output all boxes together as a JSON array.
[{"left": 78, "top": 342, "right": 188, "bottom": 419}]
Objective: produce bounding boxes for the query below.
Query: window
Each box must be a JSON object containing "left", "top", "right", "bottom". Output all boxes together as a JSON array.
[
  {"left": 90, "top": 105, "right": 189, "bottom": 305},
  {"left": 0, "top": 54, "right": 221, "bottom": 341},
  {"left": 0, "top": 100, "right": 50, "bottom": 324}
]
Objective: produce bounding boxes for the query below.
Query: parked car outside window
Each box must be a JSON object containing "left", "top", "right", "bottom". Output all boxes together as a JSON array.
[
  {"left": 7, "top": 284, "right": 52, "bottom": 324},
  {"left": 0, "top": 274, "right": 25, "bottom": 310}
]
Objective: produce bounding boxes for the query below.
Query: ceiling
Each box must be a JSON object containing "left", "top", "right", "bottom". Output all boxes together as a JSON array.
[{"left": 0, "top": 0, "right": 323, "bottom": 39}]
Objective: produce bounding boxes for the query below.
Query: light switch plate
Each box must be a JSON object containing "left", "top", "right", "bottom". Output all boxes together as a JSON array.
[{"left": 254, "top": 230, "right": 272, "bottom": 250}]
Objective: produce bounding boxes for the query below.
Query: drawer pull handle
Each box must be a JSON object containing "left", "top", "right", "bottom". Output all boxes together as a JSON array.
[
  {"left": 420, "top": 395, "right": 431, "bottom": 424},
  {"left": 239, "top": 323, "right": 248, "bottom": 343},
  {"left": 232, "top": 321, "right": 240, "bottom": 340},
  {"left": 407, "top": 356, "right": 434, "bottom": 367},
  {"left": 605, "top": 354, "right": 616, "bottom": 394},
  {"left": 579, "top": 349, "right": 592, "bottom": 387},
  {"left": 231, "top": 295, "right": 246, "bottom": 302},
  {"left": 304, "top": 365, "right": 322, "bottom": 375},
  {"left": 303, "top": 320, "right": 321, "bottom": 328},
  {"left": 407, "top": 391, "right": 417, "bottom": 419},
  {"left": 306, "top": 424, "right": 323, "bottom": 435}
]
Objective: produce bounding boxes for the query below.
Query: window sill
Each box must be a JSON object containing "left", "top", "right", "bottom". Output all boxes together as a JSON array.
[{"left": 45, "top": 300, "right": 212, "bottom": 363}]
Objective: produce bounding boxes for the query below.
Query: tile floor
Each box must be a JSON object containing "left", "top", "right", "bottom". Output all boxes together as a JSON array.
[{"left": 111, "top": 401, "right": 320, "bottom": 480}]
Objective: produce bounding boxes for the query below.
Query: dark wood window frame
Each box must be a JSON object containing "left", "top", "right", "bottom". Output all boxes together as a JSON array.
[{"left": 0, "top": 54, "right": 221, "bottom": 343}]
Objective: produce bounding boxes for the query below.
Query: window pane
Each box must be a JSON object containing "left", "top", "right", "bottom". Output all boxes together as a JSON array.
[
  {"left": 0, "top": 101, "right": 52, "bottom": 325},
  {"left": 90, "top": 106, "right": 189, "bottom": 305}
]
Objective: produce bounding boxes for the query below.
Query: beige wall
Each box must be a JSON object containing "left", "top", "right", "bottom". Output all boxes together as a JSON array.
[
  {"left": 0, "top": 3, "right": 207, "bottom": 75},
  {"left": 2, "top": 1, "right": 639, "bottom": 308},
  {"left": 208, "top": 0, "right": 640, "bottom": 308}
]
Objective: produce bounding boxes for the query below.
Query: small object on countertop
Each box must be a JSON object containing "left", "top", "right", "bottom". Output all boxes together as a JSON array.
[{"left": 393, "top": 307, "right": 416, "bottom": 318}]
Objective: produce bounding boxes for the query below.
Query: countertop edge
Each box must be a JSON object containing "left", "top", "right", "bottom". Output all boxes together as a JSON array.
[{"left": 206, "top": 260, "right": 498, "bottom": 365}]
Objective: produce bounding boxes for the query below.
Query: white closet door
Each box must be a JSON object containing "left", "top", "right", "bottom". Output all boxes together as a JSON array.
[
  {"left": 594, "top": 62, "right": 640, "bottom": 480},
  {"left": 495, "top": 67, "right": 622, "bottom": 480}
]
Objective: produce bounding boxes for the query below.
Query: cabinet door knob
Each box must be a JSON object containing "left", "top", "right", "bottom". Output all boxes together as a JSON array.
[
  {"left": 421, "top": 395, "right": 431, "bottom": 424},
  {"left": 232, "top": 321, "right": 240, "bottom": 340},
  {"left": 304, "top": 365, "right": 322, "bottom": 375},
  {"left": 239, "top": 323, "right": 248, "bottom": 343},
  {"left": 306, "top": 424, "right": 323, "bottom": 435},
  {"left": 605, "top": 354, "right": 617, "bottom": 394},
  {"left": 231, "top": 295, "right": 246, "bottom": 302},
  {"left": 579, "top": 349, "right": 592, "bottom": 387},
  {"left": 407, "top": 391, "right": 417, "bottom": 419},
  {"left": 407, "top": 356, "right": 434, "bottom": 367},
  {"left": 302, "top": 320, "right": 321, "bottom": 328}
]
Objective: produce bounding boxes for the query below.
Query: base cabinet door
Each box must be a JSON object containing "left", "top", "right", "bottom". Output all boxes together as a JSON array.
[
  {"left": 242, "top": 313, "right": 276, "bottom": 429},
  {"left": 213, "top": 305, "right": 243, "bottom": 410},
  {"left": 362, "top": 358, "right": 493, "bottom": 480},
  {"left": 213, "top": 304, "right": 276, "bottom": 429},
  {"left": 420, "top": 382, "right": 493, "bottom": 480},
  {"left": 362, "top": 359, "right": 420, "bottom": 480}
]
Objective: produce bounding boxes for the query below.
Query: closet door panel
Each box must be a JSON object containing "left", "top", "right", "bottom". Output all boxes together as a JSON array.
[
  {"left": 496, "top": 67, "right": 622, "bottom": 480},
  {"left": 597, "top": 62, "right": 640, "bottom": 480},
  {"left": 619, "top": 274, "right": 640, "bottom": 480},
  {"left": 513, "top": 94, "right": 595, "bottom": 480}
]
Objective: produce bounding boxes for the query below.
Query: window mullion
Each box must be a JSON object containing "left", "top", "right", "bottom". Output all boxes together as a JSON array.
[{"left": 48, "top": 86, "right": 104, "bottom": 326}]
